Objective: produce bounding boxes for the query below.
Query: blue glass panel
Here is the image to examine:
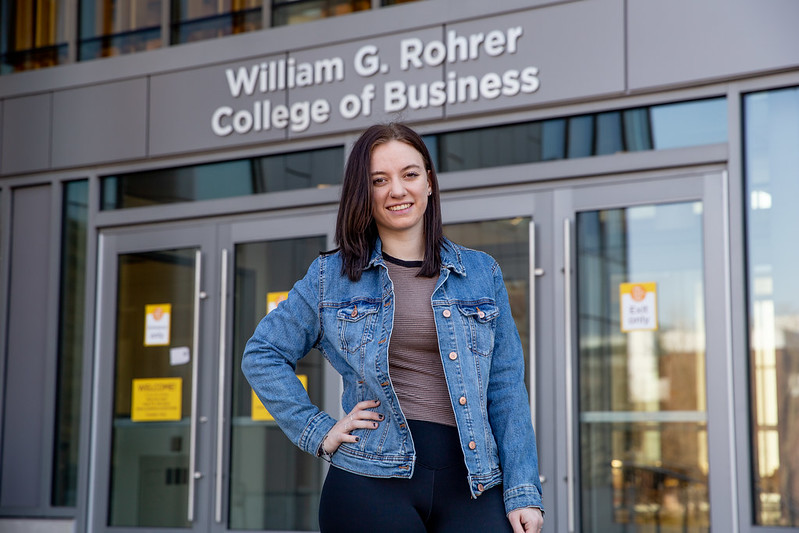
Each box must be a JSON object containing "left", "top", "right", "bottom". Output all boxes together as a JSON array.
[
  {"left": 541, "top": 119, "right": 566, "bottom": 161},
  {"left": 744, "top": 85, "right": 799, "bottom": 527},
  {"left": 651, "top": 98, "right": 727, "bottom": 149},
  {"left": 101, "top": 146, "right": 343, "bottom": 210},
  {"left": 567, "top": 115, "right": 594, "bottom": 159},
  {"left": 595, "top": 111, "right": 624, "bottom": 156},
  {"left": 53, "top": 180, "right": 89, "bottom": 507}
]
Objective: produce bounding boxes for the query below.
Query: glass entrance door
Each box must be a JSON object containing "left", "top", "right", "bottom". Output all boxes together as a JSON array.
[
  {"left": 218, "top": 210, "right": 336, "bottom": 532},
  {"left": 91, "top": 225, "right": 218, "bottom": 532},
  {"left": 90, "top": 212, "right": 337, "bottom": 533},
  {"left": 225, "top": 224, "right": 331, "bottom": 530},
  {"left": 556, "top": 173, "right": 736, "bottom": 533}
]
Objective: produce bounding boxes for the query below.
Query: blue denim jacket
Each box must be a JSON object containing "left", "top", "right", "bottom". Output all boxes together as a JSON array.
[{"left": 242, "top": 238, "right": 544, "bottom": 514}]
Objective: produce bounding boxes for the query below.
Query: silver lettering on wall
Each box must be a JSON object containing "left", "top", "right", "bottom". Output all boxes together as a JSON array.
[{"left": 211, "top": 25, "right": 539, "bottom": 136}]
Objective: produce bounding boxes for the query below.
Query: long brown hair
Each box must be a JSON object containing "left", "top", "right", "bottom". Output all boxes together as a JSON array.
[{"left": 335, "top": 123, "right": 443, "bottom": 281}]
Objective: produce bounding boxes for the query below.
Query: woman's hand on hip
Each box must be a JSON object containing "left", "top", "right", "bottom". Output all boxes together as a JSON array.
[
  {"left": 508, "top": 507, "right": 543, "bottom": 533},
  {"left": 321, "top": 400, "right": 383, "bottom": 455}
]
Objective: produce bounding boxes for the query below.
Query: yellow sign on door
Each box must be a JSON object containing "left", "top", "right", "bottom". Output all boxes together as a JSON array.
[
  {"left": 132, "top": 377, "right": 182, "bottom": 421},
  {"left": 619, "top": 282, "right": 658, "bottom": 332},
  {"left": 144, "top": 303, "right": 171, "bottom": 346},
  {"left": 252, "top": 374, "right": 308, "bottom": 421}
]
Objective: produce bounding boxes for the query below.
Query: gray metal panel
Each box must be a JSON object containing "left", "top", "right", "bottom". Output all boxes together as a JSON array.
[
  {"left": 445, "top": 0, "right": 625, "bottom": 118},
  {"left": 148, "top": 55, "right": 287, "bottom": 156},
  {"left": 51, "top": 79, "right": 147, "bottom": 168},
  {"left": 150, "top": 1, "right": 626, "bottom": 155},
  {"left": 628, "top": 0, "right": 799, "bottom": 91},
  {"left": 0, "top": 94, "right": 52, "bottom": 174},
  {"left": 0, "top": 185, "right": 51, "bottom": 508}
]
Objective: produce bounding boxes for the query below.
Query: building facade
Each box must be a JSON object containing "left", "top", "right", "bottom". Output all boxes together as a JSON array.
[{"left": 1, "top": 0, "right": 799, "bottom": 532}]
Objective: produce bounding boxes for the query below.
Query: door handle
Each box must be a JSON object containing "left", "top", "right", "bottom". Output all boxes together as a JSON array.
[
  {"left": 215, "top": 249, "right": 229, "bottom": 523},
  {"left": 528, "top": 221, "right": 545, "bottom": 428},
  {"left": 529, "top": 221, "right": 537, "bottom": 430},
  {"left": 188, "top": 250, "right": 203, "bottom": 522},
  {"left": 563, "top": 218, "right": 575, "bottom": 533}
]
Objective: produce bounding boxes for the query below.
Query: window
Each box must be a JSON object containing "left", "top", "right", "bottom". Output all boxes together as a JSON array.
[
  {"left": 101, "top": 145, "right": 344, "bottom": 209},
  {"left": 2, "top": 0, "right": 423, "bottom": 72},
  {"left": 0, "top": 0, "right": 68, "bottom": 73},
  {"left": 744, "top": 85, "right": 799, "bottom": 527},
  {"left": 171, "top": 0, "right": 261, "bottom": 44},
  {"left": 428, "top": 98, "right": 727, "bottom": 173},
  {"left": 271, "top": 0, "right": 370, "bottom": 27},
  {"left": 79, "top": 0, "right": 163, "bottom": 60},
  {"left": 52, "top": 180, "right": 89, "bottom": 507}
]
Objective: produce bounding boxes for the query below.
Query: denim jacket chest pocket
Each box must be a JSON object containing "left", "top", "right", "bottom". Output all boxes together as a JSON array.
[
  {"left": 336, "top": 301, "right": 381, "bottom": 355},
  {"left": 456, "top": 301, "right": 499, "bottom": 357}
]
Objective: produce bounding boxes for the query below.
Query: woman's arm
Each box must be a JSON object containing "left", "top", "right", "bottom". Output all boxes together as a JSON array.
[
  {"left": 485, "top": 261, "right": 545, "bottom": 515},
  {"left": 241, "top": 256, "right": 336, "bottom": 456}
]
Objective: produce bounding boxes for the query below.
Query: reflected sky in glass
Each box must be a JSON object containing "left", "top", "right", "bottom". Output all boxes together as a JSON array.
[
  {"left": 744, "top": 85, "right": 799, "bottom": 527},
  {"left": 651, "top": 98, "right": 727, "bottom": 149}
]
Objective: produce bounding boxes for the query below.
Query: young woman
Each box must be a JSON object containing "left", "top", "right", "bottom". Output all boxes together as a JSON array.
[{"left": 242, "top": 123, "right": 544, "bottom": 533}]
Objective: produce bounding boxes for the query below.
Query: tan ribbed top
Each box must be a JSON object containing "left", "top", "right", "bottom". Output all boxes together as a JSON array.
[{"left": 384, "top": 254, "right": 456, "bottom": 427}]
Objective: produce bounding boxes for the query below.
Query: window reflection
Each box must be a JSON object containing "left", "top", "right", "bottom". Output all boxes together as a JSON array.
[
  {"left": 109, "top": 249, "right": 197, "bottom": 527},
  {"left": 1, "top": 0, "right": 68, "bottom": 73},
  {"left": 271, "top": 0, "right": 370, "bottom": 27},
  {"left": 100, "top": 146, "right": 343, "bottom": 210},
  {"left": 171, "top": 0, "right": 261, "bottom": 44},
  {"left": 744, "top": 85, "right": 799, "bottom": 527},
  {"left": 79, "top": 0, "right": 163, "bottom": 60},
  {"left": 577, "top": 202, "right": 710, "bottom": 532},
  {"left": 230, "top": 236, "right": 326, "bottom": 531},
  {"left": 52, "top": 180, "right": 89, "bottom": 507},
  {"left": 433, "top": 98, "right": 726, "bottom": 173}
]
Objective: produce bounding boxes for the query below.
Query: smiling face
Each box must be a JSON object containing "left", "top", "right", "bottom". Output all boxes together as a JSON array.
[{"left": 369, "top": 140, "right": 432, "bottom": 249}]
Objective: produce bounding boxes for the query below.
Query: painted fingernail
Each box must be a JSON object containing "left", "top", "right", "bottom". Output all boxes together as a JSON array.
[
  {"left": 354, "top": 436, "right": 360, "bottom": 442},
  {"left": 378, "top": 414, "right": 384, "bottom": 420},
  {"left": 374, "top": 400, "right": 380, "bottom": 405},
  {"left": 373, "top": 422, "right": 378, "bottom": 428}
]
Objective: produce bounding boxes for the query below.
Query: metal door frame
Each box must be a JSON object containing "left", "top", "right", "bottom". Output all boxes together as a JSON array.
[
  {"left": 88, "top": 223, "right": 220, "bottom": 533},
  {"left": 552, "top": 170, "right": 736, "bottom": 533},
  {"left": 212, "top": 209, "right": 337, "bottom": 532}
]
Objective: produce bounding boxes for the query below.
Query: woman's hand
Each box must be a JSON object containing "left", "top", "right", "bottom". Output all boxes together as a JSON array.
[
  {"left": 508, "top": 507, "right": 543, "bottom": 533},
  {"left": 321, "top": 399, "right": 383, "bottom": 455}
]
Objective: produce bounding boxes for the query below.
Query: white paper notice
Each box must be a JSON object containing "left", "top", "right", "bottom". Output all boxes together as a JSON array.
[
  {"left": 170, "top": 346, "right": 191, "bottom": 366},
  {"left": 144, "top": 303, "right": 171, "bottom": 346},
  {"left": 619, "top": 282, "right": 658, "bottom": 332}
]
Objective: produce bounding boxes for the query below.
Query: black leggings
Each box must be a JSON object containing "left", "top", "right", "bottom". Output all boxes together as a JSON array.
[{"left": 318, "top": 420, "right": 512, "bottom": 533}]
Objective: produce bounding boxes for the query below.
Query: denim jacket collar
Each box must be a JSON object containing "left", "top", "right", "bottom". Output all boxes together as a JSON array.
[{"left": 366, "top": 237, "right": 466, "bottom": 276}]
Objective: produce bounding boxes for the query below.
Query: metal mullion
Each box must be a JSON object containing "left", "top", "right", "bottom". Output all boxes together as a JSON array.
[
  {"left": 162, "top": 0, "right": 171, "bottom": 46},
  {"left": 64, "top": 0, "right": 78, "bottom": 63}
]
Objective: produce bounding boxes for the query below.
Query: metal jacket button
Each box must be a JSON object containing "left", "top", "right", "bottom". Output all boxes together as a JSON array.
[
  {"left": 448, "top": 351, "right": 458, "bottom": 360},
  {"left": 442, "top": 309, "right": 451, "bottom": 318},
  {"left": 351, "top": 306, "right": 358, "bottom": 318},
  {"left": 459, "top": 396, "right": 467, "bottom": 405},
  {"left": 477, "top": 307, "right": 485, "bottom": 319},
  {"left": 477, "top": 483, "right": 485, "bottom": 492},
  {"left": 468, "top": 441, "right": 477, "bottom": 450}
]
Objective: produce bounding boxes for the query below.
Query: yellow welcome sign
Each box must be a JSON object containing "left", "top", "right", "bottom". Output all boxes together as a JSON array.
[{"left": 132, "top": 377, "right": 182, "bottom": 421}]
